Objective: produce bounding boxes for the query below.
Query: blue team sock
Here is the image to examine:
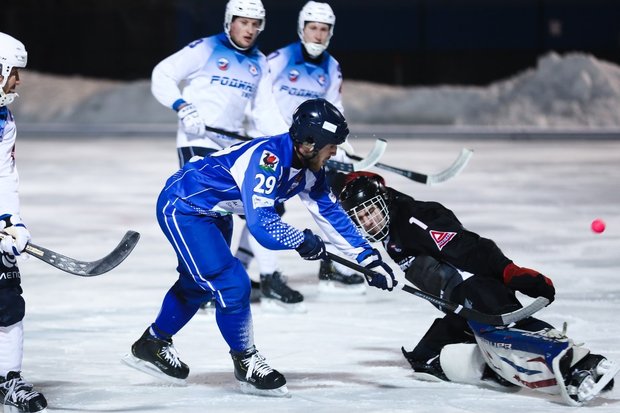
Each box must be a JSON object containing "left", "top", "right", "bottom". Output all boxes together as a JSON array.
[
  {"left": 216, "top": 305, "right": 254, "bottom": 353},
  {"left": 153, "top": 288, "right": 201, "bottom": 338}
]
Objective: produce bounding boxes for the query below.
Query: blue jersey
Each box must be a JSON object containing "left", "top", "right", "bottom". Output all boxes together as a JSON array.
[
  {"left": 268, "top": 42, "right": 343, "bottom": 124},
  {"left": 161, "top": 133, "right": 371, "bottom": 260}
]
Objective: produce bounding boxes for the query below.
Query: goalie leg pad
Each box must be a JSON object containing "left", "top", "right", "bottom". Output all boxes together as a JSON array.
[{"left": 439, "top": 343, "right": 486, "bottom": 384}]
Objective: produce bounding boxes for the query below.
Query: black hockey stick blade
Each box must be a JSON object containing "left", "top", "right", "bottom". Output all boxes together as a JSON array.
[
  {"left": 326, "top": 252, "right": 547, "bottom": 326},
  {"left": 23, "top": 230, "right": 140, "bottom": 277}
]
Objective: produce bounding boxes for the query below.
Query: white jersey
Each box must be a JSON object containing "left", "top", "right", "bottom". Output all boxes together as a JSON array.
[
  {"left": 268, "top": 41, "right": 343, "bottom": 125},
  {"left": 267, "top": 42, "right": 349, "bottom": 163},
  {"left": 0, "top": 107, "right": 19, "bottom": 216},
  {"left": 152, "top": 32, "right": 288, "bottom": 150}
]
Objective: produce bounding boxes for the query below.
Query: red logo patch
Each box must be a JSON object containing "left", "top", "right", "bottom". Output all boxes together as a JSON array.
[{"left": 429, "top": 230, "right": 456, "bottom": 251}]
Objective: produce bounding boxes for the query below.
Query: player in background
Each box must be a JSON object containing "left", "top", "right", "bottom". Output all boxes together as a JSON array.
[
  {"left": 339, "top": 172, "right": 617, "bottom": 405},
  {"left": 122, "top": 99, "right": 397, "bottom": 397},
  {"left": 0, "top": 32, "right": 48, "bottom": 413},
  {"left": 150, "top": 0, "right": 291, "bottom": 309},
  {"left": 236, "top": 1, "right": 366, "bottom": 303}
]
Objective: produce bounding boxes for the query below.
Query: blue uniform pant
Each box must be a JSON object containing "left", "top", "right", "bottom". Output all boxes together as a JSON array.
[{"left": 154, "top": 195, "right": 253, "bottom": 352}]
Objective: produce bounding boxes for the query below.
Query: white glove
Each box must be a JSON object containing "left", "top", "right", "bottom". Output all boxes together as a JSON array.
[
  {"left": 177, "top": 103, "right": 206, "bottom": 139},
  {"left": 0, "top": 214, "right": 31, "bottom": 256}
]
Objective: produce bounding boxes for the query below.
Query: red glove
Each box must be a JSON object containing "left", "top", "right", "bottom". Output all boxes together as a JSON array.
[{"left": 503, "top": 262, "right": 555, "bottom": 303}]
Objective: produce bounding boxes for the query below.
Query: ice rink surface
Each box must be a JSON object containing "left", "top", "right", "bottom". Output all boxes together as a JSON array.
[{"left": 14, "top": 136, "right": 620, "bottom": 412}]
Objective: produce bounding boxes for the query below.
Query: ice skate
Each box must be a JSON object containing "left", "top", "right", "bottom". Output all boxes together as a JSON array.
[
  {"left": 230, "top": 346, "right": 289, "bottom": 397},
  {"left": 121, "top": 328, "right": 189, "bottom": 385},
  {"left": 260, "top": 271, "right": 306, "bottom": 313},
  {"left": 553, "top": 348, "right": 619, "bottom": 406},
  {"left": 0, "top": 371, "right": 47, "bottom": 413},
  {"left": 249, "top": 280, "right": 262, "bottom": 303},
  {"left": 563, "top": 353, "right": 618, "bottom": 405},
  {"left": 401, "top": 348, "right": 448, "bottom": 382},
  {"left": 317, "top": 259, "right": 366, "bottom": 295}
]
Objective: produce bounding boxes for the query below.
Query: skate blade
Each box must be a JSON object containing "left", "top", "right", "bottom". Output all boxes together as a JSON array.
[
  {"left": 261, "top": 298, "right": 307, "bottom": 314},
  {"left": 1, "top": 405, "right": 48, "bottom": 413},
  {"left": 121, "top": 353, "right": 187, "bottom": 386},
  {"left": 318, "top": 280, "right": 366, "bottom": 295},
  {"left": 238, "top": 381, "right": 291, "bottom": 398},
  {"left": 411, "top": 372, "right": 445, "bottom": 382}
]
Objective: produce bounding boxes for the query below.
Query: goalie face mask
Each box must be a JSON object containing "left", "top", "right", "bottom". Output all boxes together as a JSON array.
[{"left": 340, "top": 175, "right": 390, "bottom": 242}]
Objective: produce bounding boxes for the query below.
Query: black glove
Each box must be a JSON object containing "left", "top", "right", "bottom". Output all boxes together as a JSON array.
[
  {"left": 503, "top": 262, "right": 555, "bottom": 303},
  {"left": 295, "top": 229, "right": 326, "bottom": 261},
  {"left": 359, "top": 249, "right": 397, "bottom": 291}
]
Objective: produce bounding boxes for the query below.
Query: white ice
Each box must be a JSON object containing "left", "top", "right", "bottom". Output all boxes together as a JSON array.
[{"left": 15, "top": 136, "right": 620, "bottom": 412}]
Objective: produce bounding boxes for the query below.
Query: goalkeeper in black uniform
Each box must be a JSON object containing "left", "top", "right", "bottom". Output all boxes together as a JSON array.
[{"left": 338, "top": 171, "right": 616, "bottom": 405}]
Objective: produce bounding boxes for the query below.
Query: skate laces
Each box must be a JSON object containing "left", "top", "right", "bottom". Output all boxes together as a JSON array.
[
  {"left": 244, "top": 351, "right": 274, "bottom": 380},
  {"left": 2, "top": 374, "right": 40, "bottom": 405},
  {"left": 158, "top": 343, "right": 183, "bottom": 368}
]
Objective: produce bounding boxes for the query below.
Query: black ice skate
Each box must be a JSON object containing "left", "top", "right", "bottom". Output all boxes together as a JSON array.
[
  {"left": 318, "top": 259, "right": 366, "bottom": 295},
  {"left": 401, "top": 348, "right": 448, "bottom": 382},
  {"left": 563, "top": 353, "right": 619, "bottom": 404},
  {"left": 0, "top": 371, "right": 47, "bottom": 413},
  {"left": 553, "top": 347, "right": 620, "bottom": 406},
  {"left": 121, "top": 328, "right": 189, "bottom": 385},
  {"left": 250, "top": 280, "right": 261, "bottom": 303},
  {"left": 260, "top": 271, "right": 306, "bottom": 313},
  {"left": 230, "top": 346, "right": 288, "bottom": 397}
]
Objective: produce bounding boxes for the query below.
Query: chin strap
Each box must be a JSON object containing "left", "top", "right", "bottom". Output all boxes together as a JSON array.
[{"left": 0, "top": 90, "right": 18, "bottom": 107}]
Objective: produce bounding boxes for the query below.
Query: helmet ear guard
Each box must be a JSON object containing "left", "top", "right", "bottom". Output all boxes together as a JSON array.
[
  {"left": 0, "top": 32, "right": 27, "bottom": 107},
  {"left": 339, "top": 175, "right": 390, "bottom": 242},
  {"left": 298, "top": 1, "right": 336, "bottom": 57}
]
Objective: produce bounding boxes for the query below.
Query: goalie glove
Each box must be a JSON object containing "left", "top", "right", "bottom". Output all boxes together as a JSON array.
[
  {"left": 503, "top": 262, "right": 555, "bottom": 303},
  {"left": 177, "top": 103, "right": 206, "bottom": 139},
  {"left": 359, "top": 249, "right": 397, "bottom": 291},
  {"left": 0, "top": 214, "right": 31, "bottom": 256}
]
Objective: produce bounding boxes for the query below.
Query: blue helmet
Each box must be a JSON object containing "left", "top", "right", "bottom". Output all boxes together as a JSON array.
[{"left": 289, "top": 98, "right": 349, "bottom": 151}]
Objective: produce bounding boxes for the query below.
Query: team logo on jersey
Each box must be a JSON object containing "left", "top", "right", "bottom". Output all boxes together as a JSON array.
[
  {"left": 317, "top": 74, "right": 326, "bottom": 86},
  {"left": 217, "top": 58, "right": 230, "bottom": 71},
  {"left": 248, "top": 63, "right": 258, "bottom": 77},
  {"left": 259, "top": 150, "right": 279, "bottom": 172},
  {"left": 288, "top": 69, "right": 300, "bottom": 82},
  {"left": 429, "top": 230, "right": 457, "bottom": 251},
  {"left": 1, "top": 253, "right": 17, "bottom": 270}
]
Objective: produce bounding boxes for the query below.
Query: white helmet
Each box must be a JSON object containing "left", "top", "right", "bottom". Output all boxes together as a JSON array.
[
  {"left": 298, "top": 1, "right": 335, "bottom": 58},
  {"left": 224, "top": 0, "right": 266, "bottom": 51},
  {"left": 0, "top": 32, "right": 27, "bottom": 107}
]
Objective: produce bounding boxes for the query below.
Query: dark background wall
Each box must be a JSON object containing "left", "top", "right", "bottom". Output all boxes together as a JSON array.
[{"left": 2, "top": 0, "right": 620, "bottom": 85}]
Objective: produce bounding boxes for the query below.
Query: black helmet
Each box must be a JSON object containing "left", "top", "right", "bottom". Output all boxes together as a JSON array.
[
  {"left": 289, "top": 98, "right": 349, "bottom": 151},
  {"left": 339, "top": 174, "right": 390, "bottom": 242}
]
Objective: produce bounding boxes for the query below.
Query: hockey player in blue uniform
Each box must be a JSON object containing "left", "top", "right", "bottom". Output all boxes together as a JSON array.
[
  {"left": 339, "top": 172, "right": 618, "bottom": 406},
  {"left": 122, "top": 99, "right": 397, "bottom": 397},
  {"left": 236, "top": 1, "right": 366, "bottom": 301},
  {"left": 151, "top": 0, "right": 300, "bottom": 310},
  {"left": 0, "top": 32, "right": 48, "bottom": 413}
]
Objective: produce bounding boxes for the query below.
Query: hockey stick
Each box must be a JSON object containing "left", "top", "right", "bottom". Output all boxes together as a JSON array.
[
  {"left": 203, "top": 125, "right": 386, "bottom": 172},
  {"left": 346, "top": 148, "right": 473, "bottom": 185},
  {"left": 326, "top": 252, "right": 548, "bottom": 326},
  {"left": 1, "top": 230, "right": 140, "bottom": 276}
]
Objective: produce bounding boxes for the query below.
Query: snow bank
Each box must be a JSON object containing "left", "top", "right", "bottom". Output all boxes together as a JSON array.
[{"left": 13, "top": 52, "right": 620, "bottom": 127}]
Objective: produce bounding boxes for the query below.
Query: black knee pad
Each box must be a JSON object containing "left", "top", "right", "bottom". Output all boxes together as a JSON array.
[{"left": 0, "top": 286, "right": 25, "bottom": 326}]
